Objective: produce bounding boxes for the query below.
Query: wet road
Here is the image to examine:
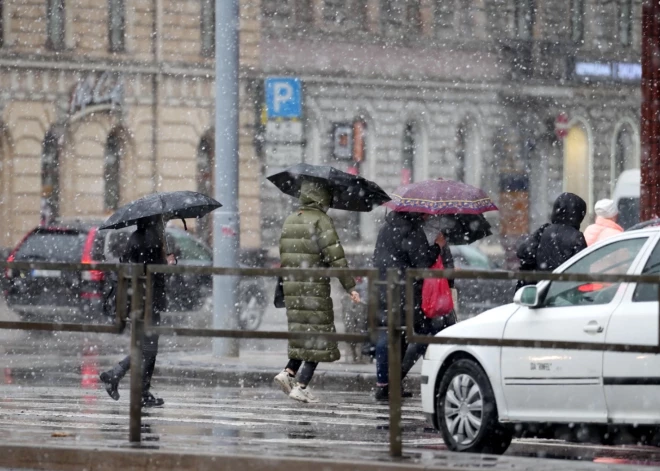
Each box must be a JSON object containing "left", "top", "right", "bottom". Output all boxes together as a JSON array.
[{"left": 2, "top": 384, "right": 660, "bottom": 469}]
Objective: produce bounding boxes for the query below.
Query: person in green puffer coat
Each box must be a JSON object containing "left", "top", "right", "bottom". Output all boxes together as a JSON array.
[{"left": 273, "top": 180, "right": 361, "bottom": 403}]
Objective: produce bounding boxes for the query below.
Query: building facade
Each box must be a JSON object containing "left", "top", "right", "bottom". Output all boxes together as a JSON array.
[
  {"left": 0, "top": 0, "right": 644, "bottom": 263},
  {"left": 257, "top": 0, "right": 643, "bottom": 260},
  {"left": 0, "top": 0, "right": 261, "bottom": 250}
]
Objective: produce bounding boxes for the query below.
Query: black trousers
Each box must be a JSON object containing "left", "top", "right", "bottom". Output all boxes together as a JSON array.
[{"left": 286, "top": 359, "right": 318, "bottom": 385}]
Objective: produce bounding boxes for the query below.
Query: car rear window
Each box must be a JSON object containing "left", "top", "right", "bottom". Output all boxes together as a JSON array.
[{"left": 14, "top": 231, "right": 87, "bottom": 263}]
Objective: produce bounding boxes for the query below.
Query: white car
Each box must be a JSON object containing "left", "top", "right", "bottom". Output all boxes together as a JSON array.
[{"left": 421, "top": 227, "right": 660, "bottom": 454}]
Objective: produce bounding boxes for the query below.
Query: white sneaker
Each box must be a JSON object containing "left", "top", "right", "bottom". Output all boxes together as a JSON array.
[
  {"left": 289, "top": 385, "right": 320, "bottom": 404},
  {"left": 274, "top": 370, "right": 296, "bottom": 395}
]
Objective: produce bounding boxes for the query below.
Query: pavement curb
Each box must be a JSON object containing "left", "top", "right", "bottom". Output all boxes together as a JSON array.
[{"left": 0, "top": 444, "right": 474, "bottom": 471}]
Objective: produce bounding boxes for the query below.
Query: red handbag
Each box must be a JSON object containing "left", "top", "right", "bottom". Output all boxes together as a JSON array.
[{"left": 421, "top": 256, "right": 454, "bottom": 318}]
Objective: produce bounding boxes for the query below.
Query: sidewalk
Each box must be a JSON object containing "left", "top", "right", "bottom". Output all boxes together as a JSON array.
[{"left": 1, "top": 348, "right": 421, "bottom": 392}]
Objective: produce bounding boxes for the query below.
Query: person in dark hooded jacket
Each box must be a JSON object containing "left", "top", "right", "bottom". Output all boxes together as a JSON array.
[
  {"left": 99, "top": 216, "right": 175, "bottom": 408},
  {"left": 372, "top": 211, "right": 451, "bottom": 401},
  {"left": 516, "top": 192, "right": 588, "bottom": 289}
]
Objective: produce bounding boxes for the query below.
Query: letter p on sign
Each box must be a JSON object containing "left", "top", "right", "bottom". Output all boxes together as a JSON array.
[{"left": 265, "top": 77, "right": 302, "bottom": 119}]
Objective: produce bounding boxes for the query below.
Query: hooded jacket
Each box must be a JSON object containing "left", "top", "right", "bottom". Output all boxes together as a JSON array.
[
  {"left": 517, "top": 193, "right": 587, "bottom": 287},
  {"left": 373, "top": 212, "right": 445, "bottom": 326},
  {"left": 279, "top": 180, "right": 355, "bottom": 363},
  {"left": 584, "top": 216, "right": 624, "bottom": 246}
]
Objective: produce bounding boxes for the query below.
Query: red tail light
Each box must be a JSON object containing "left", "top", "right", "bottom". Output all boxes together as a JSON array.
[
  {"left": 5, "top": 231, "right": 29, "bottom": 278},
  {"left": 81, "top": 228, "right": 104, "bottom": 282}
]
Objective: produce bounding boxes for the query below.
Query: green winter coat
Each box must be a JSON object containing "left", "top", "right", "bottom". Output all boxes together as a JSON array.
[{"left": 279, "top": 181, "right": 356, "bottom": 363}]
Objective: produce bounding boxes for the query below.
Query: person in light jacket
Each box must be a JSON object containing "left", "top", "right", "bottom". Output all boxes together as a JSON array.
[{"left": 584, "top": 199, "right": 624, "bottom": 246}]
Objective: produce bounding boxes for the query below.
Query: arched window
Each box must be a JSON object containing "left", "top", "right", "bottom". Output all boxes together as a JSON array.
[
  {"left": 515, "top": 0, "right": 535, "bottom": 39},
  {"left": 197, "top": 134, "right": 214, "bottom": 244},
  {"left": 201, "top": 0, "right": 215, "bottom": 57},
  {"left": 104, "top": 131, "right": 122, "bottom": 211},
  {"left": 47, "top": 0, "right": 66, "bottom": 50},
  {"left": 563, "top": 124, "right": 590, "bottom": 205},
  {"left": 108, "top": 0, "right": 125, "bottom": 52},
  {"left": 41, "top": 131, "right": 60, "bottom": 225},
  {"left": 571, "top": 0, "right": 584, "bottom": 43}
]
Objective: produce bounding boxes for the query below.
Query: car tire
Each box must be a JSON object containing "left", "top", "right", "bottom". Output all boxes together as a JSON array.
[{"left": 436, "top": 358, "right": 512, "bottom": 454}]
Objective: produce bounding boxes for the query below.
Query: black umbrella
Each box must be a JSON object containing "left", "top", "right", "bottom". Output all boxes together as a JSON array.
[
  {"left": 267, "top": 163, "right": 390, "bottom": 212},
  {"left": 99, "top": 191, "right": 222, "bottom": 230},
  {"left": 425, "top": 213, "right": 492, "bottom": 245}
]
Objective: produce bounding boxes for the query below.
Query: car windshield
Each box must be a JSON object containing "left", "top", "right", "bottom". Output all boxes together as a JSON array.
[{"left": 14, "top": 231, "right": 87, "bottom": 263}]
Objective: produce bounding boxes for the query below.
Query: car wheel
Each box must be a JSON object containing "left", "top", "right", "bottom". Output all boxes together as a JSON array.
[
  {"left": 238, "top": 289, "right": 264, "bottom": 331},
  {"left": 437, "top": 358, "right": 512, "bottom": 454}
]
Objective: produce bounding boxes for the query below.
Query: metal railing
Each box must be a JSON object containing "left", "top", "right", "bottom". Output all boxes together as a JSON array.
[{"left": 1, "top": 261, "right": 660, "bottom": 459}]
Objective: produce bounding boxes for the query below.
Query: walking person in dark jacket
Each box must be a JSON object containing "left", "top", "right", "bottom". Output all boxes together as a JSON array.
[
  {"left": 273, "top": 181, "right": 361, "bottom": 404},
  {"left": 516, "top": 192, "right": 588, "bottom": 289},
  {"left": 99, "top": 216, "right": 175, "bottom": 408},
  {"left": 372, "top": 211, "right": 449, "bottom": 401}
]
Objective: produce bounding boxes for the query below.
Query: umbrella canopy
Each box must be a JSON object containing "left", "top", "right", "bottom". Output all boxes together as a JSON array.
[
  {"left": 385, "top": 178, "right": 498, "bottom": 215},
  {"left": 267, "top": 163, "right": 390, "bottom": 212},
  {"left": 424, "top": 214, "right": 492, "bottom": 245},
  {"left": 100, "top": 191, "right": 222, "bottom": 230}
]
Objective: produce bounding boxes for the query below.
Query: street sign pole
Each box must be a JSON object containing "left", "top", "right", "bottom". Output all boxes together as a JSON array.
[
  {"left": 212, "top": 0, "right": 240, "bottom": 357},
  {"left": 641, "top": 0, "right": 660, "bottom": 221}
]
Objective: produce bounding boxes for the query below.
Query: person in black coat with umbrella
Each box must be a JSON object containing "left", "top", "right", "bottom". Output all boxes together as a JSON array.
[
  {"left": 99, "top": 216, "right": 176, "bottom": 408},
  {"left": 516, "top": 192, "right": 588, "bottom": 289},
  {"left": 372, "top": 211, "right": 454, "bottom": 401}
]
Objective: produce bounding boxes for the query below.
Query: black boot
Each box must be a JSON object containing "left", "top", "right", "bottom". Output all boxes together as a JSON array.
[
  {"left": 99, "top": 359, "right": 129, "bottom": 401},
  {"left": 141, "top": 391, "right": 164, "bottom": 408},
  {"left": 374, "top": 385, "right": 412, "bottom": 401},
  {"left": 141, "top": 353, "right": 163, "bottom": 408}
]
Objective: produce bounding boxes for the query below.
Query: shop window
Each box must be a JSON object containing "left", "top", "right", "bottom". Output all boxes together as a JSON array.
[
  {"left": 41, "top": 131, "right": 60, "bottom": 225},
  {"left": 108, "top": 0, "right": 125, "bottom": 52},
  {"left": 47, "top": 0, "right": 66, "bottom": 50},
  {"left": 104, "top": 132, "right": 122, "bottom": 212},
  {"left": 201, "top": 0, "right": 215, "bottom": 57},
  {"left": 618, "top": 0, "right": 632, "bottom": 47},
  {"left": 571, "top": 0, "right": 584, "bottom": 43},
  {"left": 515, "top": 0, "right": 534, "bottom": 40}
]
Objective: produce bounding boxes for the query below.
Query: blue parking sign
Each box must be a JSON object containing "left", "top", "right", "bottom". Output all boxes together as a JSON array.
[{"left": 265, "top": 77, "right": 302, "bottom": 119}]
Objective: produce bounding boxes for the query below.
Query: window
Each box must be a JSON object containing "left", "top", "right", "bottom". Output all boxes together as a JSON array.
[
  {"left": 633, "top": 242, "right": 660, "bottom": 302},
  {"left": 570, "top": 0, "right": 584, "bottom": 43},
  {"left": 543, "top": 238, "right": 647, "bottom": 308},
  {"left": 201, "top": 0, "right": 215, "bottom": 57},
  {"left": 170, "top": 233, "right": 212, "bottom": 262},
  {"left": 435, "top": 0, "right": 454, "bottom": 31},
  {"left": 614, "top": 125, "right": 634, "bottom": 182},
  {"left": 47, "top": 0, "right": 66, "bottom": 50},
  {"left": 262, "top": 0, "right": 312, "bottom": 28},
  {"left": 41, "top": 131, "right": 60, "bottom": 225},
  {"left": 402, "top": 122, "right": 416, "bottom": 184},
  {"left": 456, "top": 123, "right": 467, "bottom": 183},
  {"left": 104, "top": 132, "right": 121, "bottom": 212},
  {"left": 618, "top": 0, "right": 632, "bottom": 47},
  {"left": 197, "top": 135, "right": 214, "bottom": 245},
  {"left": 322, "top": 0, "right": 366, "bottom": 31},
  {"left": 15, "top": 231, "right": 87, "bottom": 263},
  {"left": 381, "top": 0, "right": 421, "bottom": 36},
  {"left": 108, "top": 0, "right": 125, "bottom": 52},
  {"left": 515, "top": 0, "right": 534, "bottom": 40}
]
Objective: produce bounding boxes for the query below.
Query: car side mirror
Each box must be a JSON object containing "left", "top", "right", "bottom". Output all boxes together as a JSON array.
[{"left": 514, "top": 285, "right": 540, "bottom": 308}]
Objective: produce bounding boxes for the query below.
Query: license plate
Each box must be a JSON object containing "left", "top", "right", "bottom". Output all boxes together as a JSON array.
[{"left": 31, "top": 270, "right": 62, "bottom": 278}]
